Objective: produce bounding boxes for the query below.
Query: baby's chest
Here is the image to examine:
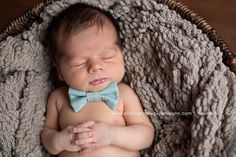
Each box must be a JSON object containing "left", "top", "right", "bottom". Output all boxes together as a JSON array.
[{"left": 59, "top": 101, "right": 125, "bottom": 130}]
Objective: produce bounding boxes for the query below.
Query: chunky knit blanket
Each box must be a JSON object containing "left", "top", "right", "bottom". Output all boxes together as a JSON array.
[{"left": 1, "top": 0, "right": 236, "bottom": 156}]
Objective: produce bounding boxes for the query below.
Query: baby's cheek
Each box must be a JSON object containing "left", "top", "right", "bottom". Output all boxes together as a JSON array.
[
  {"left": 117, "top": 65, "right": 125, "bottom": 79},
  {"left": 66, "top": 72, "right": 85, "bottom": 87}
]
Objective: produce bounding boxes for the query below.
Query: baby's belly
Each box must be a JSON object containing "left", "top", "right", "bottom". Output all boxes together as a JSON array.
[{"left": 58, "top": 145, "right": 140, "bottom": 157}]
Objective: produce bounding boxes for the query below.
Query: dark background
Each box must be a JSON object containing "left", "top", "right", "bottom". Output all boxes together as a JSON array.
[{"left": 0, "top": 0, "right": 235, "bottom": 54}]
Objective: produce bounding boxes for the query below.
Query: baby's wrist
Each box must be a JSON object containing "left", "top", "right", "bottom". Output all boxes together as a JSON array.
[
  {"left": 53, "top": 132, "right": 64, "bottom": 153},
  {"left": 107, "top": 125, "right": 116, "bottom": 145}
]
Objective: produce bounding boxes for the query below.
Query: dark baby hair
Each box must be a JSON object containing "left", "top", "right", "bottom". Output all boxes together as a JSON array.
[{"left": 46, "top": 3, "right": 122, "bottom": 64}]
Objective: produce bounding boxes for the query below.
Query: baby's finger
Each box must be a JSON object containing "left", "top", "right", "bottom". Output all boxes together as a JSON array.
[
  {"left": 79, "top": 146, "right": 97, "bottom": 155},
  {"left": 70, "top": 145, "right": 82, "bottom": 152},
  {"left": 80, "top": 121, "right": 95, "bottom": 128},
  {"left": 74, "top": 136, "right": 95, "bottom": 146},
  {"left": 70, "top": 127, "right": 91, "bottom": 134},
  {"left": 80, "top": 143, "right": 99, "bottom": 149},
  {"left": 75, "top": 131, "right": 94, "bottom": 140},
  {"left": 70, "top": 121, "right": 95, "bottom": 133}
]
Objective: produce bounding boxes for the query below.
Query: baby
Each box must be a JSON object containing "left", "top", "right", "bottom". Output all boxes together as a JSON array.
[{"left": 41, "top": 3, "right": 154, "bottom": 157}]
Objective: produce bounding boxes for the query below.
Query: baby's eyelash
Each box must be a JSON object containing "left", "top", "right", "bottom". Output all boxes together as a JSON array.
[
  {"left": 75, "top": 62, "right": 86, "bottom": 67},
  {"left": 102, "top": 56, "right": 113, "bottom": 60},
  {"left": 101, "top": 50, "right": 117, "bottom": 60}
]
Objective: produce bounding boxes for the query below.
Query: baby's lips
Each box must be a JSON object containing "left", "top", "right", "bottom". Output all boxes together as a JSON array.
[{"left": 89, "top": 78, "right": 108, "bottom": 85}]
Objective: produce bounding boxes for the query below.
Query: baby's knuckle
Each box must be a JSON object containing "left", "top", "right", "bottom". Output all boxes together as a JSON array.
[
  {"left": 75, "top": 146, "right": 81, "bottom": 151},
  {"left": 76, "top": 140, "right": 83, "bottom": 145},
  {"left": 87, "top": 132, "right": 92, "bottom": 136}
]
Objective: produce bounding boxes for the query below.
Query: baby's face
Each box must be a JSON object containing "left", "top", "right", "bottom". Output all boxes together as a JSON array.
[{"left": 56, "top": 22, "right": 125, "bottom": 92}]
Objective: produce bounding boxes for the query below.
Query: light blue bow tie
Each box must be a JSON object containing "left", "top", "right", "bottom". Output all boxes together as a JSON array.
[{"left": 68, "top": 82, "right": 119, "bottom": 112}]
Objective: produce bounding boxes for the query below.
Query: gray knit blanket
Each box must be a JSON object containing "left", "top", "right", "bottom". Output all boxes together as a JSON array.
[{"left": 1, "top": 0, "right": 236, "bottom": 156}]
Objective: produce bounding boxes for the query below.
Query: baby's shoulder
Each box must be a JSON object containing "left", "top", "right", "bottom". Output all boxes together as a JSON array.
[
  {"left": 49, "top": 86, "right": 68, "bottom": 100},
  {"left": 118, "top": 83, "right": 140, "bottom": 109},
  {"left": 47, "top": 86, "right": 68, "bottom": 110},
  {"left": 117, "top": 82, "right": 137, "bottom": 98}
]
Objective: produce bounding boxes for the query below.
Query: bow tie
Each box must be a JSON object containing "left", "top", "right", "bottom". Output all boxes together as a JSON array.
[{"left": 68, "top": 82, "right": 119, "bottom": 112}]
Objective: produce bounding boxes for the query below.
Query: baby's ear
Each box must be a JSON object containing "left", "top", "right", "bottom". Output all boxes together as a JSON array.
[{"left": 54, "top": 63, "right": 64, "bottom": 81}]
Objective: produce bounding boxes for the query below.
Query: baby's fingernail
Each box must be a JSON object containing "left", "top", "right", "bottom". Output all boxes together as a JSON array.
[
  {"left": 70, "top": 128, "right": 74, "bottom": 133},
  {"left": 71, "top": 128, "right": 76, "bottom": 134}
]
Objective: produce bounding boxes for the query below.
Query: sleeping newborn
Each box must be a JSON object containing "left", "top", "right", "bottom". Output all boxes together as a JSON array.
[{"left": 41, "top": 3, "right": 154, "bottom": 157}]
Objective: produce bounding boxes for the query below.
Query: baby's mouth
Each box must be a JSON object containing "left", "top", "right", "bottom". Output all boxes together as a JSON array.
[{"left": 89, "top": 78, "right": 108, "bottom": 85}]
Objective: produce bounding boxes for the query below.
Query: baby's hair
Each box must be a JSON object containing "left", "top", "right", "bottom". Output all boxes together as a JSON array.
[{"left": 46, "top": 3, "right": 122, "bottom": 64}]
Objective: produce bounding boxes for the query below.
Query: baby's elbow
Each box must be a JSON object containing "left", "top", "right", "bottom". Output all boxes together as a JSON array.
[
  {"left": 43, "top": 144, "right": 61, "bottom": 155},
  {"left": 143, "top": 125, "right": 155, "bottom": 149},
  {"left": 41, "top": 130, "right": 61, "bottom": 155},
  {"left": 149, "top": 128, "right": 155, "bottom": 146}
]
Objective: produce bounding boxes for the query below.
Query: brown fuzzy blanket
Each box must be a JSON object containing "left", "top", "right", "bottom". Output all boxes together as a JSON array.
[{"left": 1, "top": 0, "right": 236, "bottom": 156}]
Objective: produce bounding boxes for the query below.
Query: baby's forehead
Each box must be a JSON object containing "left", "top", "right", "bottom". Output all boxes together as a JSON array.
[
  {"left": 74, "top": 17, "right": 117, "bottom": 36},
  {"left": 61, "top": 28, "right": 119, "bottom": 56},
  {"left": 60, "top": 17, "right": 115, "bottom": 42},
  {"left": 65, "top": 21, "right": 118, "bottom": 44}
]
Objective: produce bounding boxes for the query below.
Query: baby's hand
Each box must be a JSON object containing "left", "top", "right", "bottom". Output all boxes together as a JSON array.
[
  {"left": 56, "top": 121, "right": 95, "bottom": 152},
  {"left": 89, "top": 122, "right": 112, "bottom": 148},
  {"left": 71, "top": 121, "right": 98, "bottom": 153},
  {"left": 73, "top": 122, "right": 112, "bottom": 155}
]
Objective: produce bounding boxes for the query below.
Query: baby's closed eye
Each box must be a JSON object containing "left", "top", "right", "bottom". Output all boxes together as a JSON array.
[
  {"left": 101, "top": 50, "right": 117, "bottom": 60},
  {"left": 75, "top": 61, "right": 87, "bottom": 67},
  {"left": 69, "top": 59, "right": 87, "bottom": 68}
]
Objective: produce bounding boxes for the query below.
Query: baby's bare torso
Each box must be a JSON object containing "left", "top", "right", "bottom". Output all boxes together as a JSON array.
[{"left": 57, "top": 87, "right": 140, "bottom": 157}]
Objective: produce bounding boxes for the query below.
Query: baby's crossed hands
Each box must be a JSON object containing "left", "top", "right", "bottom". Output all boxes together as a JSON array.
[
  {"left": 70, "top": 121, "right": 98, "bottom": 153},
  {"left": 72, "top": 121, "right": 113, "bottom": 154},
  {"left": 56, "top": 121, "right": 97, "bottom": 153}
]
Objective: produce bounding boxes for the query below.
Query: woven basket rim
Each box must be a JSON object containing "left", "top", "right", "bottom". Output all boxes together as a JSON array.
[{"left": 0, "top": 0, "right": 235, "bottom": 72}]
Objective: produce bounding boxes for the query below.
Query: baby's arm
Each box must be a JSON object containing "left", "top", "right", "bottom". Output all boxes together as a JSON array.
[
  {"left": 83, "top": 83, "right": 154, "bottom": 151},
  {"left": 108, "top": 83, "right": 154, "bottom": 150},
  {"left": 41, "top": 88, "right": 95, "bottom": 154}
]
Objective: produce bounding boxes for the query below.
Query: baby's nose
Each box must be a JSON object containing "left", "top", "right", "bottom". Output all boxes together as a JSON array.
[{"left": 88, "top": 60, "right": 104, "bottom": 73}]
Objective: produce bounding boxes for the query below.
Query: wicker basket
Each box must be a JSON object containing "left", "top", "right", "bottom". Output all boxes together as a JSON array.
[{"left": 1, "top": 0, "right": 236, "bottom": 74}]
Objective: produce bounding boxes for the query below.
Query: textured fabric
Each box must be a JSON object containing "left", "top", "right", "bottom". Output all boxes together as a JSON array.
[
  {"left": 68, "top": 82, "right": 119, "bottom": 112},
  {"left": 0, "top": 0, "right": 236, "bottom": 157}
]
